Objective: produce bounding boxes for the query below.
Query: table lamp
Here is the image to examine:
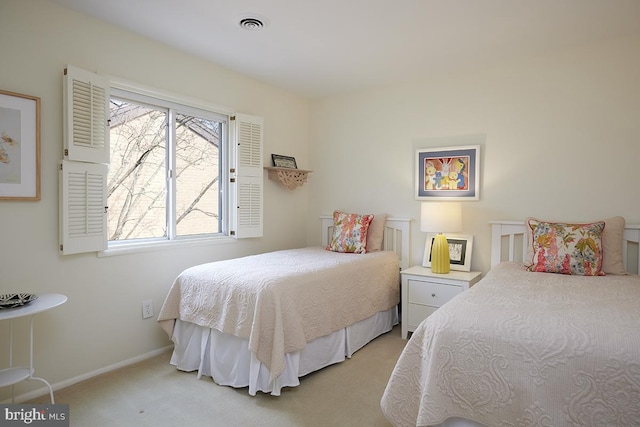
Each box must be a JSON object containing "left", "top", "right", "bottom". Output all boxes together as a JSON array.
[{"left": 421, "top": 202, "right": 462, "bottom": 274}]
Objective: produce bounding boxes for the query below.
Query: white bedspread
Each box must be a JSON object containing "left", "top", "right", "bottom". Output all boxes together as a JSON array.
[
  {"left": 381, "top": 262, "right": 640, "bottom": 427},
  {"left": 158, "top": 246, "right": 399, "bottom": 381}
]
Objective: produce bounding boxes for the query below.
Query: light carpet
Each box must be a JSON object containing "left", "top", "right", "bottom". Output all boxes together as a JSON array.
[{"left": 31, "top": 325, "right": 407, "bottom": 426}]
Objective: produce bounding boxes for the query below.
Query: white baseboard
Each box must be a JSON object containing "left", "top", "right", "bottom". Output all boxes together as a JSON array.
[{"left": 3, "top": 345, "right": 174, "bottom": 404}]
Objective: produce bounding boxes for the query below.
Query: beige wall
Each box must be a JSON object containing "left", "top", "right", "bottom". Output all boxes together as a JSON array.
[
  {"left": 2, "top": 0, "right": 640, "bottom": 402},
  {"left": 308, "top": 35, "right": 640, "bottom": 273},
  {"left": 0, "top": 0, "right": 309, "bottom": 401}
]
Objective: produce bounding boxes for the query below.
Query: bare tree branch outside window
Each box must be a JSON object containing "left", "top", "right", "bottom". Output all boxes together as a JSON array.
[{"left": 108, "top": 98, "right": 221, "bottom": 241}]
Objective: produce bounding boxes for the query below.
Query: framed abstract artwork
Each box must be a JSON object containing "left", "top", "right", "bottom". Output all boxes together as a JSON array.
[
  {"left": 415, "top": 145, "right": 479, "bottom": 201},
  {"left": 0, "top": 89, "right": 40, "bottom": 200}
]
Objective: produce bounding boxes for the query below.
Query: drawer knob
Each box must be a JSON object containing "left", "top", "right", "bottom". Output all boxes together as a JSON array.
[{"left": 431, "top": 293, "right": 436, "bottom": 298}]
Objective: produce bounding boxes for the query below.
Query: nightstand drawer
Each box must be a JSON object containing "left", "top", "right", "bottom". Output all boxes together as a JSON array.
[
  {"left": 407, "top": 279, "right": 462, "bottom": 307},
  {"left": 407, "top": 303, "right": 438, "bottom": 329}
]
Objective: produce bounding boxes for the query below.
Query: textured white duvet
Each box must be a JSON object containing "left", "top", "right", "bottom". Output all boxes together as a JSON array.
[
  {"left": 158, "top": 246, "right": 399, "bottom": 382},
  {"left": 381, "top": 262, "right": 640, "bottom": 427}
]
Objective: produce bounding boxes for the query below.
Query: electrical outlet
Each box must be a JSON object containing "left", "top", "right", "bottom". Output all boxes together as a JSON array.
[{"left": 142, "top": 300, "right": 154, "bottom": 319}]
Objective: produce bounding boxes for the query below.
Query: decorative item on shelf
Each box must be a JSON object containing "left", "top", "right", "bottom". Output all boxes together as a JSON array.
[
  {"left": 271, "top": 154, "right": 298, "bottom": 169},
  {"left": 0, "top": 293, "right": 38, "bottom": 309},
  {"left": 421, "top": 202, "right": 462, "bottom": 274},
  {"left": 264, "top": 167, "right": 312, "bottom": 190}
]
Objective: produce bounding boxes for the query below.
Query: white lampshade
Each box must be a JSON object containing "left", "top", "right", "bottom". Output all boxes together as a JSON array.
[{"left": 420, "top": 202, "right": 462, "bottom": 233}]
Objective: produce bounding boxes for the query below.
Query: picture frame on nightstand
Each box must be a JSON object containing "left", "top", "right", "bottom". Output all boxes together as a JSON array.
[{"left": 423, "top": 233, "right": 473, "bottom": 271}]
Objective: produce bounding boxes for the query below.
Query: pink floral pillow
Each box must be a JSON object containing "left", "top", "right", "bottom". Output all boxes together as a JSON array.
[
  {"left": 526, "top": 219, "right": 605, "bottom": 276},
  {"left": 327, "top": 211, "right": 374, "bottom": 253}
]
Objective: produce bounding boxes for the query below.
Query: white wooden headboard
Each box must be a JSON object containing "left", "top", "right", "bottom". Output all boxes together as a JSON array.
[
  {"left": 490, "top": 221, "right": 640, "bottom": 274},
  {"left": 320, "top": 216, "right": 411, "bottom": 270}
]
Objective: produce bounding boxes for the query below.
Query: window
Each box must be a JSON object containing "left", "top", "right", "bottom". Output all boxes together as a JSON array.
[
  {"left": 60, "top": 65, "right": 263, "bottom": 255},
  {"left": 108, "top": 91, "right": 225, "bottom": 242}
]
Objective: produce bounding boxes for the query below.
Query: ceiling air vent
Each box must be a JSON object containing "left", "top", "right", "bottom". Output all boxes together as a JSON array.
[{"left": 238, "top": 14, "right": 269, "bottom": 31}]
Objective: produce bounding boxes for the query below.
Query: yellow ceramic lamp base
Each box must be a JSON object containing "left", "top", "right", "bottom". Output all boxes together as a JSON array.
[{"left": 431, "top": 233, "right": 451, "bottom": 274}]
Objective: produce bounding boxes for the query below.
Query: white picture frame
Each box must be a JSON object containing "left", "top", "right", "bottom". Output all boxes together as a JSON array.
[{"left": 423, "top": 233, "right": 474, "bottom": 271}]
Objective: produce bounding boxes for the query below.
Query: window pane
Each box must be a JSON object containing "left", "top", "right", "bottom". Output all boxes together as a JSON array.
[
  {"left": 175, "top": 113, "right": 221, "bottom": 236},
  {"left": 108, "top": 98, "right": 167, "bottom": 240}
]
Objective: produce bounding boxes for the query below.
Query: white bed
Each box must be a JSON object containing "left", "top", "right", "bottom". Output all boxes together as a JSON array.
[
  {"left": 158, "top": 215, "right": 410, "bottom": 396},
  {"left": 381, "top": 219, "right": 640, "bottom": 427}
]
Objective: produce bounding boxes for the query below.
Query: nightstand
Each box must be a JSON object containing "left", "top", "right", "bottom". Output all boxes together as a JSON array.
[{"left": 401, "top": 266, "right": 481, "bottom": 339}]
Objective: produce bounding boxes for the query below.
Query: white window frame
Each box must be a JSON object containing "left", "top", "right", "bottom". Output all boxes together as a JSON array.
[
  {"left": 108, "top": 87, "right": 229, "bottom": 245},
  {"left": 59, "top": 66, "right": 263, "bottom": 256}
]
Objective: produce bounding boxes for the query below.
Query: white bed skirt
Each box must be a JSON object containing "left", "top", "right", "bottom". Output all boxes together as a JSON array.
[{"left": 169, "top": 306, "right": 398, "bottom": 396}]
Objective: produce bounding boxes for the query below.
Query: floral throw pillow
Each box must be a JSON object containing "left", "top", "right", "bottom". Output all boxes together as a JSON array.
[
  {"left": 327, "top": 211, "right": 374, "bottom": 254},
  {"left": 526, "top": 219, "right": 605, "bottom": 276}
]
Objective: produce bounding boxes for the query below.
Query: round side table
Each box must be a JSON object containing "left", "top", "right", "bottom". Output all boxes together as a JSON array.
[{"left": 0, "top": 293, "right": 67, "bottom": 403}]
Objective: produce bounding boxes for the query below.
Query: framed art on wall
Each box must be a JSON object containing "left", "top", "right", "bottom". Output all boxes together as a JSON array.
[
  {"left": 0, "top": 89, "right": 41, "bottom": 201},
  {"left": 422, "top": 233, "right": 474, "bottom": 271},
  {"left": 415, "top": 145, "right": 479, "bottom": 201}
]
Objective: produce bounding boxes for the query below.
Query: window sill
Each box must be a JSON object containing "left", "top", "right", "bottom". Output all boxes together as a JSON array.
[{"left": 98, "top": 235, "right": 236, "bottom": 257}]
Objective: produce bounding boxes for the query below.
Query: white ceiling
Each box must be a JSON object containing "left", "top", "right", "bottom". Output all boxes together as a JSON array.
[{"left": 50, "top": 0, "right": 640, "bottom": 99}]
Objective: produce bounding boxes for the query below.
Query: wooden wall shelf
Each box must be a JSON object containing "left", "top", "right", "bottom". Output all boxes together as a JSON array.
[{"left": 264, "top": 167, "right": 312, "bottom": 190}]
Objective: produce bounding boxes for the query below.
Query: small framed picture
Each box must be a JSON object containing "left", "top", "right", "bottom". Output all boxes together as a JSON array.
[
  {"left": 271, "top": 154, "right": 298, "bottom": 169},
  {"left": 422, "top": 234, "right": 474, "bottom": 271}
]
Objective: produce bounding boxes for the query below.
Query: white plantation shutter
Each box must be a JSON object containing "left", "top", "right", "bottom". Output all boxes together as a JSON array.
[
  {"left": 232, "top": 114, "right": 263, "bottom": 238},
  {"left": 59, "top": 160, "right": 108, "bottom": 254},
  {"left": 60, "top": 65, "right": 110, "bottom": 254},
  {"left": 63, "top": 64, "right": 110, "bottom": 163}
]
